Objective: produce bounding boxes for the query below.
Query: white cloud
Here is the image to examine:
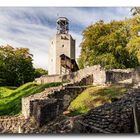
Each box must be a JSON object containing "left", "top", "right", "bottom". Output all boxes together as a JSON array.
[{"left": 0, "top": 7, "right": 131, "bottom": 70}]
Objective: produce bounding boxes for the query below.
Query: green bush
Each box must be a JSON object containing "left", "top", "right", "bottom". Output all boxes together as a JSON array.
[{"left": 34, "top": 68, "right": 48, "bottom": 78}]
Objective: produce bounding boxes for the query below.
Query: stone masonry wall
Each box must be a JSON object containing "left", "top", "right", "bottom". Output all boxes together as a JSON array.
[
  {"left": 73, "top": 88, "right": 140, "bottom": 133},
  {"left": 22, "top": 86, "right": 62, "bottom": 119},
  {"left": 35, "top": 65, "right": 135, "bottom": 85},
  {"left": 0, "top": 116, "right": 26, "bottom": 133},
  {"left": 35, "top": 75, "right": 62, "bottom": 84},
  {"left": 35, "top": 65, "right": 106, "bottom": 85},
  {"left": 22, "top": 75, "right": 93, "bottom": 125},
  {"left": 106, "top": 69, "right": 134, "bottom": 84},
  {"left": 2, "top": 87, "right": 140, "bottom": 134},
  {"left": 132, "top": 67, "right": 140, "bottom": 84},
  {"left": 0, "top": 65, "right": 139, "bottom": 133}
]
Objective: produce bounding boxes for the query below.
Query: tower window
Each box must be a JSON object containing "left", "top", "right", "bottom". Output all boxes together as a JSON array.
[
  {"left": 52, "top": 41, "right": 53, "bottom": 44},
  {"left": 62, "top": 44, "right": 64, "bottom": 47}
]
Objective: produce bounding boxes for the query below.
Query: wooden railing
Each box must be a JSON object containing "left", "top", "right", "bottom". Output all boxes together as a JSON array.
[{"left": 132, "top": 101, "right": 140, "bottom": 133}]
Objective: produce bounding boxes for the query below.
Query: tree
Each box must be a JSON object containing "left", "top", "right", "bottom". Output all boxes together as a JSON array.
[
  {"left": 34, "top": 68, "right": 48, "bottom": 78},
  {"left": 131, "top": 7, "right": 140, "bottom": 16},
  {"left": 78, "top": 19, "right": 139, "bottom": 69},
  {"left": 126, "top": 16, "right": 140, "bottom": 62},
  {"left": 0, "top": 45, "right": 35, "bottom": 86}
]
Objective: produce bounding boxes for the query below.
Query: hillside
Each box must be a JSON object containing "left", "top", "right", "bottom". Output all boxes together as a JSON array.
[
  {"left": 68, "top": 84, "right": 127, "bottom": 116},
  {"left": 0, "top": 82, "right": 62, "bottom": 116}
]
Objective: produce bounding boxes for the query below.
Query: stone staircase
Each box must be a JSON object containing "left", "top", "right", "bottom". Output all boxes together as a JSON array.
[{"left": 75, "top": 84, "right": 140, "bottom": 133}]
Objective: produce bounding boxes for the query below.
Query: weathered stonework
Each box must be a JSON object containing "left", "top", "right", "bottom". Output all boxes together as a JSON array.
[
  {"left": 22, "top": 86, "right": 63, "bottom": 119},
  {"left": 0, "top": 116, "right": 26, "bottom": 133},
  {"left": 35, "top": 65, "right": 106, "bottom": 84},
  {"left": 1, "top": 65, "right": 140, "bottom": 133},
  {"left": 132, "top": 67, "right": 140, "bottom": 84},
  {"left": 35, "top": 75, "right": 62, "bottom": 84},
  {"left": 22, "top": 75, "right": 93, "bottom": 122},
  {"left": 72, "top": 87, "right": 140, "bottom": 134},
  {"left": 48, "top": 33, "right": 75, "bottom": 75},
  {"left": 106, "top": 68, "right": 134, "bottom": 84},
  {"left": 35, "top": 65, "right": 135, "bottom": 85}
]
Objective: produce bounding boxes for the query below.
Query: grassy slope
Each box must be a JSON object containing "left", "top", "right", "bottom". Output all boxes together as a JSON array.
[
  {"left": 68, "top": 85, "right": 127, "bottom": 116},
  {"left": 0, "top": 82, "right": 62, "bottom": 116}
]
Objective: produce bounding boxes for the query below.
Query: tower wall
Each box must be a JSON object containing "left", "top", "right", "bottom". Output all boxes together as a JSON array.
[
  {"left": 48, "top": 17, "right": 76, "bottom": 75},
  {"left": 48, "top": 33, "right": 75, "bottom": 75},
  {"left": 70, "top": 37, "right": 75, "bottom": 59},
  {"left": 48, "top": 36, "right": 56, "bottom": 75}
]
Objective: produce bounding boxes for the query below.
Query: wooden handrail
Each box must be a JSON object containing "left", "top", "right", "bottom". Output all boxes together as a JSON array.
[{"left": 132, "top": 101, "right": 140, "bottom": 133}]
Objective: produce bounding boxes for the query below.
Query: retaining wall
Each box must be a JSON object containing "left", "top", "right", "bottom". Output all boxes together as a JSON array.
[
  {"left": 74, "top": 88, "right": 140, "bottom": 133},
  {"left": 0, "top": 116, "right": 26, "bottom": 133},
  {"left": 35, "top": 75, "right": 62, "bottom": 84},
  {"left": 106, "top": 69, "right": 134, "bottom": 84},
  {"left": 22, "top": 75, "right": 93, "bottom": 125},
  {"left": 35, "top": 65, "right": 106, "bottom": 84},
  {"left": 35, "top": 65, "right": 136, "bottom": 85},
  {"left": 132, "top": 67, "right": 140, "bottom": 84},
  {"left": 1, "top": 65, "right": 140, "bottom": 133}
]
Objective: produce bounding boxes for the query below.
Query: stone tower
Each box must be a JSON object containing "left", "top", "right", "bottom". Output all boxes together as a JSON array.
[{"left": 48, "top": 17, "right": 75, "bottom": 75}]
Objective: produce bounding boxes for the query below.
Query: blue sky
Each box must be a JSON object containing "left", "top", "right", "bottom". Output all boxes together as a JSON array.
[{"left": 0, "top": 7, "right": 132, "bottom": 70}]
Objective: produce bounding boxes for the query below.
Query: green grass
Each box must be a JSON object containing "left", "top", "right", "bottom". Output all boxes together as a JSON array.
[
  {"left": 0, "top": 82, "right": 62, "bottom": 116},
  {"left": 0, "top": 87, "right": 14, "bottom": 98},
  {"left": 68, "top": 84, "right": 127, "bottom": 116}
]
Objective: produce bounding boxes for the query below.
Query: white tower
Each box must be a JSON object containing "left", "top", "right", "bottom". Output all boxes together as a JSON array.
[{"left": 48, "top": 17, "right": 75, "bottom": 75}]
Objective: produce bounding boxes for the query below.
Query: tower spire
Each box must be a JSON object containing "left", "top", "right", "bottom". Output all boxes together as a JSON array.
[{"left": 56, "top": 17, "right": 69, "bottom": 34}]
